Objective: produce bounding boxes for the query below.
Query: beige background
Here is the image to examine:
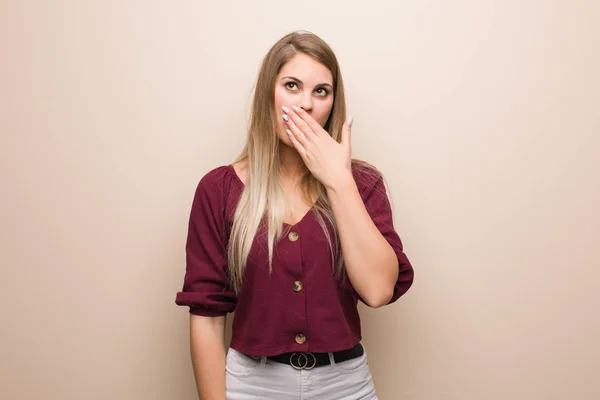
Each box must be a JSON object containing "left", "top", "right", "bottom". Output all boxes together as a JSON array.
[{"left": 1, "top": 1, "right": 599, "bottom": 399}]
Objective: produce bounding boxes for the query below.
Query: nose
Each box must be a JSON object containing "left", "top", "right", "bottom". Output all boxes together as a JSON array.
[{"left": 298, "top": 91, "right": 313, "bottom": 112}]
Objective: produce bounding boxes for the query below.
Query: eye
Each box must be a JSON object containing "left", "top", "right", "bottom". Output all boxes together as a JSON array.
[
  {"left": 315, "top": 87, "right": 329, "bottom": 97},
  {"left": 285, "top": 81, "right": 299, "bottom": 90}
]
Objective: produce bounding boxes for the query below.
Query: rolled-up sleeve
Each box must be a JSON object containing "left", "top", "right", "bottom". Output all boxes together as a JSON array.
[
  {"left": 175, "top": 173, "right": 236, "bottom": 316},
  {"left": 361, "top": 170, "right": 414, "bottom": 305}
]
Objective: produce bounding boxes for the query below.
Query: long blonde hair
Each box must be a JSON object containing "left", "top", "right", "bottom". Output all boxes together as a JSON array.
[{"left": 227, "top": 31, "right": 376, "bottom": 294}]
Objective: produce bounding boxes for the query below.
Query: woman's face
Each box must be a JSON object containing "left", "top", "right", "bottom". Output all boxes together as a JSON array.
[{"left": 273, "top": 53, "right": 334, "bottom": 147}]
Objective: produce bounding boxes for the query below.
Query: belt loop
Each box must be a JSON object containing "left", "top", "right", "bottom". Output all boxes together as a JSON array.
[
  {"left": 327, "top": 352, "right": 335, "bottom": 369},
  {"left": 260, "top": 356, "right": 267, "bottom": 368}
]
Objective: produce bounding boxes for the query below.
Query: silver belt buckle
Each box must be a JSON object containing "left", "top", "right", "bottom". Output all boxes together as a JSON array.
[{"left": 289, "top": 352, "right": 317, "bottom": 370}]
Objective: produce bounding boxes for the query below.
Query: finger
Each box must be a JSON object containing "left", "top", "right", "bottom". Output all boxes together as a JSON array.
[
  {"left": 341, "top": 116, "right": 353, "bottom": 147},
  {"left": 291, "top": 106, "right": 323, "bottom": 136},
  {"left": 283, "top": 106, "right": 316, "bottom": 140},
  {"left": 286, "top": 128, "right": 307, "bottom": 157},
  {"left": 283, "top": 111, "right": 310, "bottom": 147}
]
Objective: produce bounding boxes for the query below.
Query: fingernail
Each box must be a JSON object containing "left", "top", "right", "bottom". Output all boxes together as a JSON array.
[
  {"left": 347, "top": 116, "right": 354, "bottom": 127},
  {"left": 292, "top": 105, "right": 301, "bottom": 112},
  {"left": 283, "top": 114, "right": 289, "bottom": 121},
  {"left": 282, "top": 106, "right": 290, "bottom": 113},
  {"left": 286, "top": 129, "right": 292, "bottom": 136}
]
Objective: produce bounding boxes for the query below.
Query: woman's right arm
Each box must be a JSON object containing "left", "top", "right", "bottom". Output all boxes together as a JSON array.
[
  {"left": 190, "top": 314, "right": 227, "bottom": 400},
  {"left": 175, "top": 169, "right": 237, "bottom": 398}
]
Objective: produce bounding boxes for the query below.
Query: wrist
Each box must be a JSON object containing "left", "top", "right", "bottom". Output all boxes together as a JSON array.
[{"left": 324, "top": 172, "right": 356, "bottom": 194}]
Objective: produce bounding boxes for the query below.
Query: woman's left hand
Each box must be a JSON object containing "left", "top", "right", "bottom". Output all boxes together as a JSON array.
[{"left": 283, "top": 105, "right": 354, "bottom": 190}]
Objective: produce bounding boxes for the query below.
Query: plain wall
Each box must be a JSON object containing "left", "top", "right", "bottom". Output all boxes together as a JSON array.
[{"left": 1, "top": 1, "right": 599, "bottom": 399}]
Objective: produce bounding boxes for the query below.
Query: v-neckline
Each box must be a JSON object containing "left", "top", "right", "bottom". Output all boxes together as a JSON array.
[
  {"left": 228, "top": 164, "right": 316, "bottom": 228},
  {"left": 283, "top": 207, "right": 314, "bottom": 227}
]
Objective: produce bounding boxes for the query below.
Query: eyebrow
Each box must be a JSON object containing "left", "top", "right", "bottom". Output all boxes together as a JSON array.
[{"left": 281, "top": 76, "right": 333, "bottom": 90}]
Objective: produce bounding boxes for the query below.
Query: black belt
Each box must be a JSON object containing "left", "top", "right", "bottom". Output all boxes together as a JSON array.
[{"left": 267, "top": 343, "right": 364, "bottom": 370}]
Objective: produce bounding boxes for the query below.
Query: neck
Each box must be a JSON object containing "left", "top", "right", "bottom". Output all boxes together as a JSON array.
[{"left": 278, "top": 144, "right": 306, "bottom": 180}]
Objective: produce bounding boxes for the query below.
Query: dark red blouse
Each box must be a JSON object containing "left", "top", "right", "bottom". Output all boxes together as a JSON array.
[{"left": 175, "top": 164, "right": 414, "bottom": 357}]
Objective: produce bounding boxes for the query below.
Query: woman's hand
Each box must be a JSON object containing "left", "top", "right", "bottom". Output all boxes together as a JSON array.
[{"left": 282, "top": 105, "right": 354, "bottom": 190}]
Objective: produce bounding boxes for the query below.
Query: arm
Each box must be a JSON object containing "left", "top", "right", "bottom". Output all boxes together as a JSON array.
[
  {"left": 280, "top": 107, "right": 413, "bottom": 307},
  {"left": 175, "top": 168, "right": 237, "bottom": 398},
  {"left": 190, "top": 314, "right": 227, "bottom": 400},
  {"left": 326, "top": 175, "right": 399, "bottom": 307}
]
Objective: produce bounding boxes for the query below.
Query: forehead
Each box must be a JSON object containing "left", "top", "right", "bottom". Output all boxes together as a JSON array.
[{"left": 278, "top": 53, "right": 333, "bottom": 85}]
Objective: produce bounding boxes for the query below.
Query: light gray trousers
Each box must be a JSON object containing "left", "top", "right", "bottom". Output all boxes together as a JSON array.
[{"left": 225, "top": 344, "right": 379, "bottom": 400}]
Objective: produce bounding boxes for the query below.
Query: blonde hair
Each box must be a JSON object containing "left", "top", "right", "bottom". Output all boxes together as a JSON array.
[{"left": 227, "top": 31, "right": 377, "bottom": 294}]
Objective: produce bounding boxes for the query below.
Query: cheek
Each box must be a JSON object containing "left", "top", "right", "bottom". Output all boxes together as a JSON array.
[
  {"left": 315, "top": 100, "right": 334, "bottom": 126},
  {"left": 273, "top": 90, "right": 283, "bottom": 108},
  {"left": 273, "top": 89, "right": 293, "bottom": 110},
  {"left": 273, "top": 88, "right": 290, "bottom": 140},
  {"left": 273, "top": 89, "right": 291, "bottom": 122}
]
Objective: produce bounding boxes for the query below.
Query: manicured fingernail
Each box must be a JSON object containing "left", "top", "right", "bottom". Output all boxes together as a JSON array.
[
  {"left": 283, "top": 114, "right": 289, "bottom": 121},
  {"left": 292, "top": 105, "right": 301, "bottom": 112},
  {"left": 286, "top": 129, "right": 292, "bottom": 136},
  {"left": 282, "top": 106, "right": 290, "bottom": 113},
  {"left": 347, "top": 116, "right": 354, "bottom": 127}
]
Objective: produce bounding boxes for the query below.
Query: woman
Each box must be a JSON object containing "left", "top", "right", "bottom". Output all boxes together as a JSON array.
[{"left": 176, "top": 31, "right": 414, "bottom": 400}]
